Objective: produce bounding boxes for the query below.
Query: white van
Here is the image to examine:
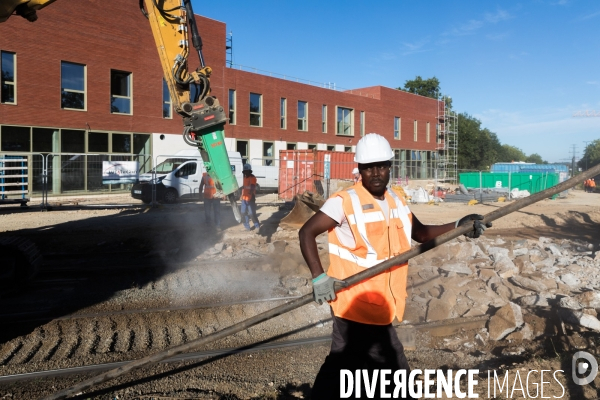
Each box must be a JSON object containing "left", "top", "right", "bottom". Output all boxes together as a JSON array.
[
  {"left": 131, "top": 150, "right": 243, "bottom": 203},
  {"left": 250, "top": 164, "right": 279, "bottom": 193}
]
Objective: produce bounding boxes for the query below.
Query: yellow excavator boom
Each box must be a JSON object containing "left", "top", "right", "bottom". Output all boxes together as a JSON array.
[{"left": 0, "top": 0, "right": 57, "bottom": 23}]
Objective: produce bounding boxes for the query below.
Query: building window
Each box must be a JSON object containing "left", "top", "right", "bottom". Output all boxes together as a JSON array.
[
  {"left": 1, "top": 125, "right": 30, "bottom": 152},
  {"left": 60, "top": 61, "right": 86, "bottom": 110},
  {"left": 110, "top": 70, "right": 132, "bottom": 114},
  {"left": 112, "top": 133, "right": 131, "bottom": 153},
  {"left": 236, "top": 140, "right": 248, "bottom": 164},
  {"left": 228, "top": 89, "right": 236, "bottom": 124},
  {"left": 426, "top": 122, "right": 430, "bottom": 143},
  {"left": 287, "top": 143, "right": 296, "bottom": 150},
  {"left": 414, "top": 120, "right": 418, "bottom": 141},
  {"left": 394, "top": 117, "right": 401, "bottom": 140},
  {"left": 250, "top": 92, "right": 262, "bottom": 126},
  {"left": 162, "top": 79, "right": 172, "bottom": 119},
  {"left": 437, "top": 124, "right": 442, "bottom": 144},
  {"left": 280, "top": 98, "right": 287, "bottom": 129},
  {"left": 298, "top": 101, "right": 308, "bottom": 131},
  {"left": 360, "top": 111, "right": 365, "bottom": 136},
  {"left": 308, "top": 143, "right": 317, "bottom": 150},
  {"left": 322, "top": 105, "right": 327, "bottom": 133},
  {"left": 344, "top": 146, "right": 352, "bottom": 152},
  {"left": 327, "top": 145, "right": 335, "bottom": 151},
  {"left": 263, "top": 141, "right": 274, "bottom": 166},
  {"left": 1, "top": 51, "right": 16, "bottom": 104},
  {"left": 337, "top": 107, "right": 354, "bottom": 136}
]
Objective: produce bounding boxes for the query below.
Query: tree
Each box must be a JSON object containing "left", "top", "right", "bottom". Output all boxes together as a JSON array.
[
  {"left": 525, "top": 153, "right": 545, "bottom": 164},
  {"left": 456, "top": 113, "right": 504, "bottom": 170},
  {"left": 499, "top": 145, "right": 527, "bottom": 162},
  {"left": 399, "top": 76, "right": 440, "bottom": 99},
  {"left": 578, "top": 139, "right": 600, "bottom": 171}
]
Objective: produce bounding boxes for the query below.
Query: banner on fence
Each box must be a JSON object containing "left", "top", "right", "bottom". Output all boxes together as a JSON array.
[{"left": 102, "top": 161, "right": 139, "bottom": 184}]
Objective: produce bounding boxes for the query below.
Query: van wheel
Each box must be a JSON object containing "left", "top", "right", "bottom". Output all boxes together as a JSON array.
[{"left": 164, "top": 188, "right": 178, "bottom": 204}]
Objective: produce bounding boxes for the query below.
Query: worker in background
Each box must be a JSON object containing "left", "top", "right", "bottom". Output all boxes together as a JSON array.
[
  {"left": 199, "top": 172, "right": 221, "bottom": 230},
  {"left": 591, "top": 178, "right": 596, "bottom": 193},
  {"left": 584, "top": 178, "right": 589, "bottom": 193},
  {"left": 352, "top": 167, "right": 361, "bottom": 185},
  {"left": 299, "top": 133, "right": 492, "bottom": 399},
  {"left": 241, "top": 164, "right": 260, "bottom": 231}
]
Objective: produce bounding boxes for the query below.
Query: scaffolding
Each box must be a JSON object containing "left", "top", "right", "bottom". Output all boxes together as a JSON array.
[{"left": 435, "top": 96, "right": 458, "bottom": 185}]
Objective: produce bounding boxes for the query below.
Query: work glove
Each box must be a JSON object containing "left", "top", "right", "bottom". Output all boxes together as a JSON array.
[
  {"left": 311, "top": 273, "right": 348, "bottom": 305},
  {"left": 456, "top": 214, "right": 492, "bottom": 239}
]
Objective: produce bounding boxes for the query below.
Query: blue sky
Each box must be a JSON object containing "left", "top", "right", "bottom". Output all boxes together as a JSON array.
[{"left": 195, "top": 1, "right": 600, "bottom": 163}]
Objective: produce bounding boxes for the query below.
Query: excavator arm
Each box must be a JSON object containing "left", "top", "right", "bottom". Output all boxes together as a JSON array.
[{"left": 1, "top": 0, "right": 241, "bottom": 221}]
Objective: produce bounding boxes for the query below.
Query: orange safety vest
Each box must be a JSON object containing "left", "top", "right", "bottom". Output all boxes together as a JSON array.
[
  {"left": 592, "top": 180, "right": 596, "bottom": 188},
  {"left": 202, "top": 173, "right": 216, "bottom": 199},
  {"left": 327, "top": 183, "right": 413, "bottom": 325},
  {"left": 241, "top": 174, "right": 257, "bottom": 201},
  {"left": 584, "top": 179, "right": 590, "bottom": 187}
]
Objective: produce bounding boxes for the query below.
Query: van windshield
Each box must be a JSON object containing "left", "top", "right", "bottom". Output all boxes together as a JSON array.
[{"left": 154, "top": 158, "right": 190, "bottom": 173}]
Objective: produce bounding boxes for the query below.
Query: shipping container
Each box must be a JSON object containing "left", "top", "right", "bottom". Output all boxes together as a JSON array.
[
  {"left": 459, "top": 172, "right": 560, "bottom": 196},
  {"left": 278, "top": 149, "right": 357, "bottom": 201}
]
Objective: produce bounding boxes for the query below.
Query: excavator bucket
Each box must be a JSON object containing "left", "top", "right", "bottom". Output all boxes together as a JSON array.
[{"left": 280, "top": 191, "right": 325, "bottom": 229}]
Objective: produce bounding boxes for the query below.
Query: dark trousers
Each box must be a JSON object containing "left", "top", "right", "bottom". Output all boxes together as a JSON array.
[
  {"left": 312, "top": 315, "right": 412, "bottom": 400},
  {"left": 203, "top": 197, "right": 221, "bottom": 227}
]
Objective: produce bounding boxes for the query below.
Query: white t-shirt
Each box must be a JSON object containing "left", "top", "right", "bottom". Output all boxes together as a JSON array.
[{"left": 320, "top": 195, "right": 390, "bottom": 248}]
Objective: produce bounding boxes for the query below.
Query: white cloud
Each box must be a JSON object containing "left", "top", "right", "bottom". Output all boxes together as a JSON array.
[
  {"left": 580, "top": 10, "right": 600, "bottom": 20},
  {"left": 486, "top": 32, "right": 510, "bottom": 41},
  {"left": 484, "top": 9, "right": 512, "bottom": 23}
]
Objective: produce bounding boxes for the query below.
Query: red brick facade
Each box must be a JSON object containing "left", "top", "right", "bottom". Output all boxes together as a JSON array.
[{"left": 0, "top": 0, "right": 440, "bottom": 154}]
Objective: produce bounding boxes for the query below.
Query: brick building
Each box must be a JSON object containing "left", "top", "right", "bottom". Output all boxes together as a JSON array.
[{"left": 0, "top": 0, "right": 441, "bottom": 195}]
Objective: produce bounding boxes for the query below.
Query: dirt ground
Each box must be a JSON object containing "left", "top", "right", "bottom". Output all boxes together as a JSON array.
[{"left": 0, "top": 189, "right": 599, "bottom": 399}]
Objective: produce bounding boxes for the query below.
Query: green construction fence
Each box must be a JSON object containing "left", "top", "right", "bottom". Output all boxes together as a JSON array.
[{"left": 459, "top": 172, "right": 560, "bottom": 198}]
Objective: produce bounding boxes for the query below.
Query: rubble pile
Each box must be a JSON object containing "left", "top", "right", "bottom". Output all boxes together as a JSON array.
[{"left": 407, "top": 235, "right": 600, "bottom": 342}]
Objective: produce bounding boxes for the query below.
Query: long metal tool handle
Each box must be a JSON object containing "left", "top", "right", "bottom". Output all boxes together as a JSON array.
[
  {"left": 228, "top": 193, "right": 242, "bottom": 223},
  {"left": 45, "top": 164, "right": 600, "bottom": 400}
]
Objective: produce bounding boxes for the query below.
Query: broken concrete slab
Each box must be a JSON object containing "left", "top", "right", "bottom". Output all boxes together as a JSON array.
[
  {"left": 558, "top": 309, "right": 600, "bottom": 332},
  {"left": 574, "top": 291, "right": 600, "bottom": 308},
  {"left": 426, "top": 298, "right": 453, "bottom": 322},
  {"left": 439, "top": 262, "right": 473, "bottom": 275},
  {"left": 509, "top": 276, "right": 548, "bottom": 292},
  {"left": 558, "top": 296, "right": 583, "bottom": 310},
  {"left": 488, "top": 302, "right": 524, "bottom": 340}
]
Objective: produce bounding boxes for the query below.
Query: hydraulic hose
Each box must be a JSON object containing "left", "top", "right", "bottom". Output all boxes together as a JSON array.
[{"left": 44, "top": 163, "right": 600, "bottom": 400}]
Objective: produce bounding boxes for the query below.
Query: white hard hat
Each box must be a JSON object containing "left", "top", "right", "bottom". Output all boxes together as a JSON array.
[
  {"left": 352, "top": 167, "right": 359, "bottom": 174},
  {"left": 354, "top": 133, "right": 394, "bottom": 163}
]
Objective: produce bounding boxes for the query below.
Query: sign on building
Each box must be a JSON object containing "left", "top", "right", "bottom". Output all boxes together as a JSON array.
[{"left": 102, "top": 161, "right": 139, "bottom": 184}]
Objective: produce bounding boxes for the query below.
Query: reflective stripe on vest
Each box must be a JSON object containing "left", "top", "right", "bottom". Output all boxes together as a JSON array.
[
  {"left": 328, "top": 242, "right": 382, "bottom": 268},
  {"left": 347, "top": 188, "right": 378, "bottom": 262},
  {"left": 388, "top": 189, "right": 412, "bottom": 241}
]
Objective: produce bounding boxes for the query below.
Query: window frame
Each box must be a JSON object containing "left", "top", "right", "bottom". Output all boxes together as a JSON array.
[
  {"left": 414, "top": 120, "right": 418, "bottom": 142},
  {"left": 426, "top": 122, "right": 430, "bottom": 143},
  {"left": 280, "top": 97, "right": 287, "bottom": 129},
  {"left": 110, "top": 69, "right": 133, "bottom": 115},
  {"left": 326, "top": 145, "right": 335, "bottom": 151},
  {"left": 286, "top": 142, "right": 297, "bottom": 150},
  {"left": 236, "top": 139, "right": 248, "bottom": 164},
  {"left": 60, "top": 61, "right": 86, "bottom": 111},
  {"left": 360, "top": 111, "right": 365, "bottom": 136},
  {"left": 322, "top": 104, "right": 327, "bottom": 133},
  {"left": 1, "top": 51, "right": 17, "bottom": 105},
  {"left": 336, "top": 106, "right": 354, "bottom": 137},
  {"left": 344, "top": 146, "right": 352, "bottom": 152},
  {"left": 394, "top": 117, "right": 401, "bottom": 140},
  {"left": 298, "top": 100, "right": 308, "bottom": 131},
  {"left": 249, "top": 92, "right": 262, "bottom": 127},
  {"left": 263, "top": 141, "right": 274, "bottom": 166},
  {"left": 229, "top": 89, "right": 236, "bottom": 125}
]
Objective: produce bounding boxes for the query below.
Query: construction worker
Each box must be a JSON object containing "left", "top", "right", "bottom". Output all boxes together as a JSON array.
[
  {"left": 591, "top": 178, "right": 596, "bottom": 193},
  {"left": 241, "top": 164, "right": 260, "bottom": 231},
  {"left": 299, "top": 133, "right": 491, "bottom": 399},
  {"left": 584, "top": 178, "right": 590, "bottom": 193},
  {"left": 352, "top": 167, "right": 361, "bottom": 185},
  {"left": 199, "top": 172, "right": 221, "bottom": 230}
]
